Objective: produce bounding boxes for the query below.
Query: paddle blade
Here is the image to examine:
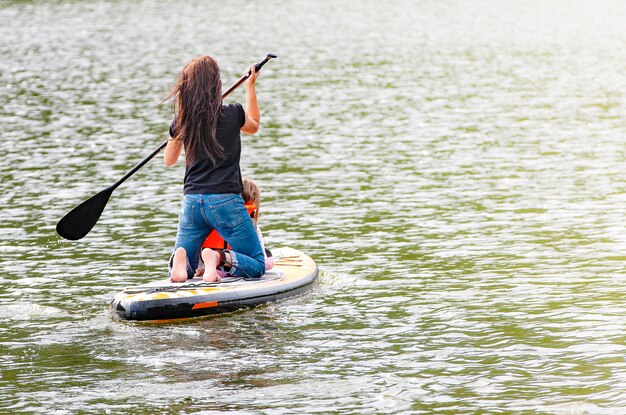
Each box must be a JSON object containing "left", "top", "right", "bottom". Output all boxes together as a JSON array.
[{"left": 56, "top": 187, "right": 113, "bottom": 240}]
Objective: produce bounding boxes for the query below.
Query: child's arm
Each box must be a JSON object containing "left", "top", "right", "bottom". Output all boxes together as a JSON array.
[
  {"left": 256, "top": 225, "right": 266, "bottom": 258},
  {"left": 256, "top": 225, "right": 274, "bottom": 270}
]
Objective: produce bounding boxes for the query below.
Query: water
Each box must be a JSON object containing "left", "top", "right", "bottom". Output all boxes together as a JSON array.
[{"left": 2, "top": 0, "right": 626, "bottom": 413}]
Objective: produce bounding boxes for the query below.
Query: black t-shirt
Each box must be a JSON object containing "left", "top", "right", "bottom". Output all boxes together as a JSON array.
[{"left": 170, "top": 103, "right": 246, "bottom": 194}]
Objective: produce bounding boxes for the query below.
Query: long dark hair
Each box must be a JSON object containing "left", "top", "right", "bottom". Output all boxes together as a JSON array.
[{"left": 167, "top": 56, "right": 223, "bottom": 165}]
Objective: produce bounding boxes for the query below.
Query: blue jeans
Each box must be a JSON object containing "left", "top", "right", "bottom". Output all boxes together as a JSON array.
[{"left": 171, "top": 193, "right": 266, "bottom": 279}]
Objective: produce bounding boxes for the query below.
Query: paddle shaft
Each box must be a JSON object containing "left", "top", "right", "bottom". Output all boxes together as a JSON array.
[{"left": 109, "top": 53, "right": 277, "bottom": 193}]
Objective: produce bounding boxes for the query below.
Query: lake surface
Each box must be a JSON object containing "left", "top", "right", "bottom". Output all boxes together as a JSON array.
[{"left": 2, "top": 0, "right": 626, "bottom": 413}]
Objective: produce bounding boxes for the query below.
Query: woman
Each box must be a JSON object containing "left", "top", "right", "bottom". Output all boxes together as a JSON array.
[{"left": 163, "top": 55, "right": 265, "bottom": 283}]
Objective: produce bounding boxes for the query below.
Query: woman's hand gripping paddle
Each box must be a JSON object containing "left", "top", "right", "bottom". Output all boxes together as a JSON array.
[{"left": 56, "top": 53, "right": 277, "bottom": 240}]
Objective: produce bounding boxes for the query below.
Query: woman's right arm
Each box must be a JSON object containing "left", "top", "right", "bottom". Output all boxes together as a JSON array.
[
  {"left": 241, "top": 65, "right": 260, "bottom": 135},
  {"left": 164, "top": 139, "right": 183, "bottom": 166}
]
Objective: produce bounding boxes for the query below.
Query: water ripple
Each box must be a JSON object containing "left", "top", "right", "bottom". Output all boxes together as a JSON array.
[{"left": 3, "top": 0, "right": 626, "bottom": 413}]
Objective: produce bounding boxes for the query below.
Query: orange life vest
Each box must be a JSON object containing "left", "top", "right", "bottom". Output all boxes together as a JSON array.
[{"left": 201, "top": 201, "right": 256, "bottom": 250}]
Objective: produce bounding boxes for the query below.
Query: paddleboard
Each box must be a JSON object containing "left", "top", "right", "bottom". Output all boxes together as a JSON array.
[{"left": 110, "top": 247, "right": 318, "bottom": 322}]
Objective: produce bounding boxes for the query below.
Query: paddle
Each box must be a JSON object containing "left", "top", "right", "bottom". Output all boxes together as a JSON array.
[{"left": 56, "top": 53, "right": 277, "bottom": 240}]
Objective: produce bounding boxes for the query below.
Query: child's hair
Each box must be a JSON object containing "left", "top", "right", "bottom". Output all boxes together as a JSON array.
[{"left": 242, "top": 176, "right": 261, "bottom": 227}]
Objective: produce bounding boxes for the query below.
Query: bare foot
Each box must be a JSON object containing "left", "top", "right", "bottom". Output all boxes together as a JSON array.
[
  {"left": 170, "top": 247, "right": 188, "bottom": 283},
  {"left": 201, "top": 249, "right": 220, "bottom": 282}
]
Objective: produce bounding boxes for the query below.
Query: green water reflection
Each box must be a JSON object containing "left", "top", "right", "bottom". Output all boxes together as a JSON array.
[{"left": 3, "top": 0, "right": 626, "bottom": 413}]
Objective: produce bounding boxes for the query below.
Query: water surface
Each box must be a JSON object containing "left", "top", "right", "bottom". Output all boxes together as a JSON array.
[{"left": 2, "top": 0, "right": 626, "bottom": 413}]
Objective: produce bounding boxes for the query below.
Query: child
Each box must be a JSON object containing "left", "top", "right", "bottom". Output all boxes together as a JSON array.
[
  {"left": 241, "top": 176, "right": 274, "bottom": 270},
  {"left": 196, "top": 176, "right": 273, "bottom": 279}
]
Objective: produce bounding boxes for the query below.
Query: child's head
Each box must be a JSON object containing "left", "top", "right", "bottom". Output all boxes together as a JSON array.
[{"left": 242, "top": 177, "right": 261, "bottom": 226}]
